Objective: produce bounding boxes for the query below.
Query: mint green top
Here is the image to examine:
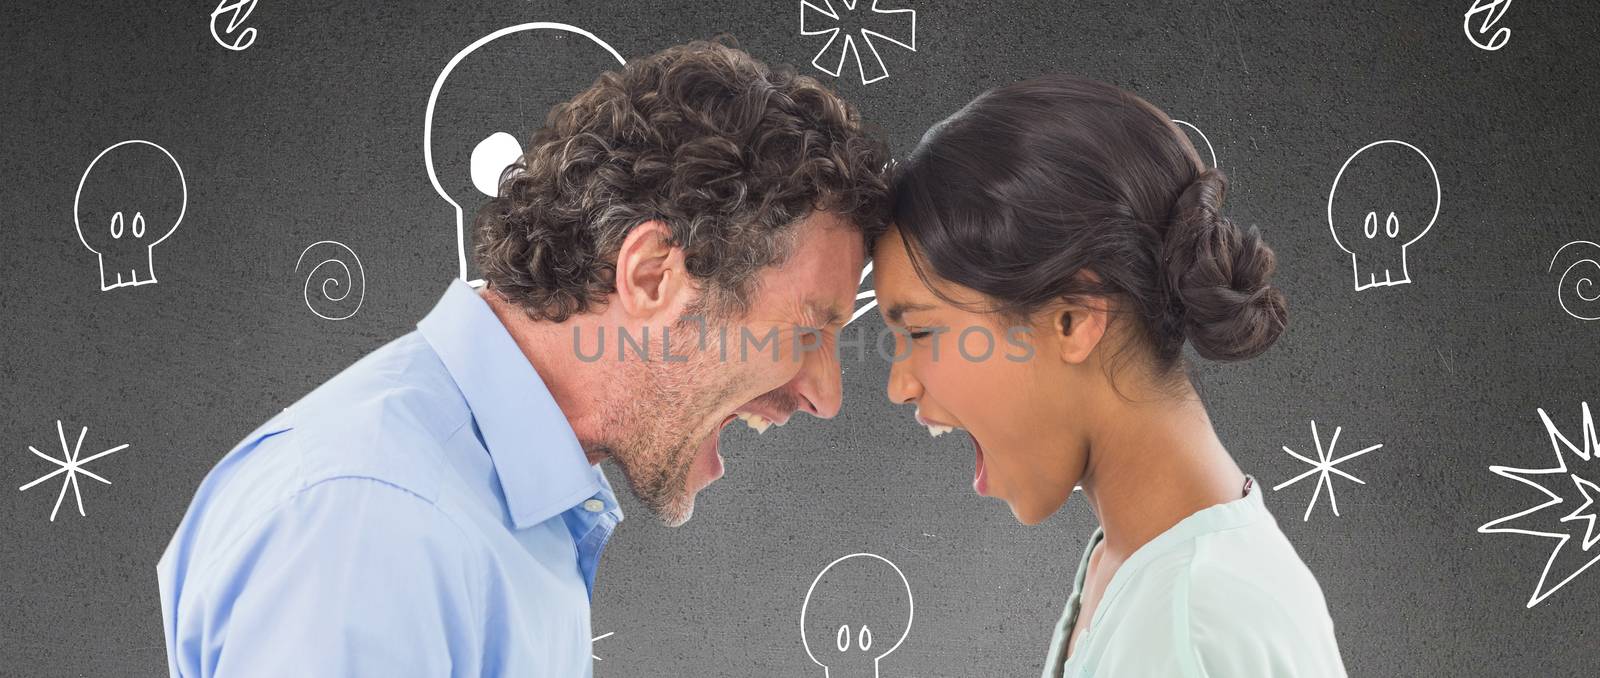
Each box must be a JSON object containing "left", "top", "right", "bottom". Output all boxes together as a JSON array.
[{"left": 1041, "top": 475, "right": 1348, "bottom": 677}]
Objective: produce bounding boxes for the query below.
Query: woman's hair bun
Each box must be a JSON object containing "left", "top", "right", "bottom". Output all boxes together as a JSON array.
[{"left": 1160, "top": 169, "right": 1288, "bottom": 361}]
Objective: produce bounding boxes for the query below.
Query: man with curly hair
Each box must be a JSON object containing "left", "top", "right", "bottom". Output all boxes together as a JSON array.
[{"left": 158, "top": 40, "right": 891, "bottom": 676}]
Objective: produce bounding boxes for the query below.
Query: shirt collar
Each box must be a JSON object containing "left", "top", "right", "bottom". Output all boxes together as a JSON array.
[{"left": 417, "top": 280, "right": 620, "bottom": 529}]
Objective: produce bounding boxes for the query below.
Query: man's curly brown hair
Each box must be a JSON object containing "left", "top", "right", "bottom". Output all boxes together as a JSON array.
[{"left": 473, "top": 39, "right": 893, "bottom": 322}]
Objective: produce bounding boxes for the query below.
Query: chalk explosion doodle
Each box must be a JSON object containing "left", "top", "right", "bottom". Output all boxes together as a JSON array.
[{"left": 1479, "top": 402, "right": 1600, "bottom": 607}]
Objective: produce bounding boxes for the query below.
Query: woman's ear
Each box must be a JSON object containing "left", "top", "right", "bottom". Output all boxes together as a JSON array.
[
  {"left": 1052, "top": 297, "right": 1109, "bottom": 365},
  {"left": 1050, "top": 270, "right": 1110, "bottom": 364}
]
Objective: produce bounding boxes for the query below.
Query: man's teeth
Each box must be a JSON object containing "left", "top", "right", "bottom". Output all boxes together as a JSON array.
[
  {"left": 736, "top": 412, "right": 777, "bottom": 434},
  {"left": 926, "top": 424, "right": 955, "bottom": 437}
]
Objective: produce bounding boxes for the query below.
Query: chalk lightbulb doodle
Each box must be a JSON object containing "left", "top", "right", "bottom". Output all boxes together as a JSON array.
[
  {"left": 1547, "top": 241, "right": 1600, "bottom": 321},
  {"left": 1326, "top": 140, "right": 1441, "bottom": 291},
  {"left": 799, "top": 0, "right": 917, "bottom": 85},
  {"left": 296, "top": 241, "right": 365, "bottom": 321},
  {"left": 74, "top": 140, "right": 187, "bottom": 291},
  {"left": 18, "top": 420, "right": 129, "bottom": 521},
  {"left": 1479, "top": 402, "right": 1600, "bottom": 607},
  {"left": 1464, "top": 0, "right": 1513, "bottom": 51},
  {"left": 209, "top": 0, "right": 259, "bottom": 51},
  {"left": 424, "top": 23, "right": 626, "bottom": 287},
  {"left": 801, "top": 553, "right": 913, "bottom": 678},
  {"left": 1171, "top": 119, "right": 1218, "bottom": 169}
]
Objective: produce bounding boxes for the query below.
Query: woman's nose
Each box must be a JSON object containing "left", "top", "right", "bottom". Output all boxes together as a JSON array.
[{"left": 885, "top": 356, "right": 922, "bottom": 405}]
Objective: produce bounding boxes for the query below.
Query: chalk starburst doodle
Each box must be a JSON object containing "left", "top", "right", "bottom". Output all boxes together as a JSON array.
[
  {"left": 849, "top": 261, "right": 877, "bottom": 325},
  {"left": 591, "top": 631, "right": 614, "bottom": 661},
  {"left": 18, "top": 420, "right": 130, "bottom": 521},
  {"left": 1273, "top": 420, "right": 1384, "bottom": 521},
  {"left": 799, "top": 0, "right": 917, "bottom": 85},
  {"left": 1479, "top": 402, "right": 1600, "bottom": 607}
]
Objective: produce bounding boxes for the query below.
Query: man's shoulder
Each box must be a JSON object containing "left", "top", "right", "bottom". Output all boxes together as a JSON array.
[
  {"left": 285, "top": 332, "right": 473, "bottom": 486},
  {"left": 191, "top": 333, "right": 475, "bottom": 529}
]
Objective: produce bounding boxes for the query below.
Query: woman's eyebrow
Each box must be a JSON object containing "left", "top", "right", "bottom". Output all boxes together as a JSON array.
[{"left": 884, "top": 302, "right": 935, "bottom": 324}]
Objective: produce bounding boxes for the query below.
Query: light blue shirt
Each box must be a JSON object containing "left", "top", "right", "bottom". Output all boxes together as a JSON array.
[{"left": 158, "top": 280, "right": 623, "bottom": 677}]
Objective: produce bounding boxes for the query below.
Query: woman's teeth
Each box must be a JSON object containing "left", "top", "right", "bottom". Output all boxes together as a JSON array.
[
  {"left": 736, "top": 412, "right": 776, "bottom": 434},
  {"left": 926, "top": 424, "right": 955, "bottom": 437}
]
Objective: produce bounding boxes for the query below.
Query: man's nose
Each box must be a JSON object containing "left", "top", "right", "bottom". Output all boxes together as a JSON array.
[{"left": 791, "top": 339, "right": 843, "bottom": 419}]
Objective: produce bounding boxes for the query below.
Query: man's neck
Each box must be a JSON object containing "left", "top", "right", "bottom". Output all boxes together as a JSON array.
[{"left": 478, "top": 288, "right": 626, "bottom": 466}]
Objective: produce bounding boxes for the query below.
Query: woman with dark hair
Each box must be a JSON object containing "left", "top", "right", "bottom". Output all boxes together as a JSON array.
[{"left": 874, "top": 74, "right": 1348, "bottom": 676}]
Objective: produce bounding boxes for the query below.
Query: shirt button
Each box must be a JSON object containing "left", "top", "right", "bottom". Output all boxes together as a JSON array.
[{"left": 582, "top": 499, "right": 606, "bottom": 513}]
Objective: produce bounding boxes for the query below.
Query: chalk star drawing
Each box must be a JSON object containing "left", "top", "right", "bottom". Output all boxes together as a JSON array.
[
  {"left": 849, "top": 261, "right": 877, "bottom": 325},
  {"left": 1272, "top": 421, "right": 1384, "bottom": 521},
  {"left": 1479, "top": 402, "right": 1600, "bottom": 607},
  {"left": 591, "top": 631, "right": 614, "bottom": 661},
  {"left": 800, "top": 0, "right": 917, "bottom": 85},
  {"left": 18, "top": 420, "right": 129, "bottom": 521}
]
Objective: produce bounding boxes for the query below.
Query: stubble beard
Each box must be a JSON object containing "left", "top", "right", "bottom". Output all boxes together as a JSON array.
[{"left": 595, "top": 320, "right": 740, "bottom": 527}]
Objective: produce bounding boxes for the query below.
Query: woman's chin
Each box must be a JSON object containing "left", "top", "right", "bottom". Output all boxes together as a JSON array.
[{"left": 1004, "top": 492, "right": 1071, "bottom": 526}]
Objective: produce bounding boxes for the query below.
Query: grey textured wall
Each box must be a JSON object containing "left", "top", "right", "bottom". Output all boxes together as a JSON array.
[{"left": 3, "top": 1, "right": 1597, "bottom": 676}]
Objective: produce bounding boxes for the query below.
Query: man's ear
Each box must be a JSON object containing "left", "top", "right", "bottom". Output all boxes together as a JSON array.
[{"left": 613, "top": 220, "right": 689, "bottom": 320}]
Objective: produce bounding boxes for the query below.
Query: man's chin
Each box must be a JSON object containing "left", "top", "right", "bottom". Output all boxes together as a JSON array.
[
  {"left": 657, "top": 500, "right": 695, "bottom": 528},
  {"left": 660, "top": 433, "right": 726, "bottom": 527}
]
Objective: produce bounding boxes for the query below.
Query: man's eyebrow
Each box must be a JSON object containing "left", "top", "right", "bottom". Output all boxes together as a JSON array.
[
  {"left": 883, "top": 302, "right": 935, "bottom": 324},
  {"left": 807, "top": 302, "right": 845, "bottom": 330}
]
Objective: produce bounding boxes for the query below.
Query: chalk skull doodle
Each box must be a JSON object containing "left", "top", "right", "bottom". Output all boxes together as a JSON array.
[
  {"left": 73, "top": 140, "right": 187, "bottom": 291},
  {"left": 1326, "top": 140, "right": 1441, "bottom": 291},
  {"left": 801, "top": 553, "right": 913, "bottom": 678}
]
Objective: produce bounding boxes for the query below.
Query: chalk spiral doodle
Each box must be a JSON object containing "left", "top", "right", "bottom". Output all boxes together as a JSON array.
[
  {"left": 1548, "top": 241, "right": 1600, "bottom": 321},
  {"left": 295, "top": 240, "right": 366, "bottom": 320}
]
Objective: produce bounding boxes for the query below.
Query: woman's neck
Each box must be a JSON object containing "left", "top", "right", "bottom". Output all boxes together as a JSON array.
[{"left": 1076, "top": 382, "right": 1247, "bottom": 562}]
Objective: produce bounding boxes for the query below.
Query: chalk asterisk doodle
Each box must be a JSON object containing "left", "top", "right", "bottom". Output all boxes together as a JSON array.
[
  {"left": 1479, "top": 402, "right": 1600, "bottom": 607},
  {"left": 1272, "top": 420, "right": 1384, "bottom": 521},
  {"left": 799, "top": 0, "right": 917, "bottom": 85},
  {"left": 18, "top": 420, "right": 129, "bottom": 521}
]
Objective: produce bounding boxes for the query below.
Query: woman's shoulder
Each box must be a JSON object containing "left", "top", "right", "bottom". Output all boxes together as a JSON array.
[
  {"left": 1179, "top": 523, "right": 1349, "bottom": 676},
  {"left": 1067, "top": 522, "right": 1347, "bottom": 676}
]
